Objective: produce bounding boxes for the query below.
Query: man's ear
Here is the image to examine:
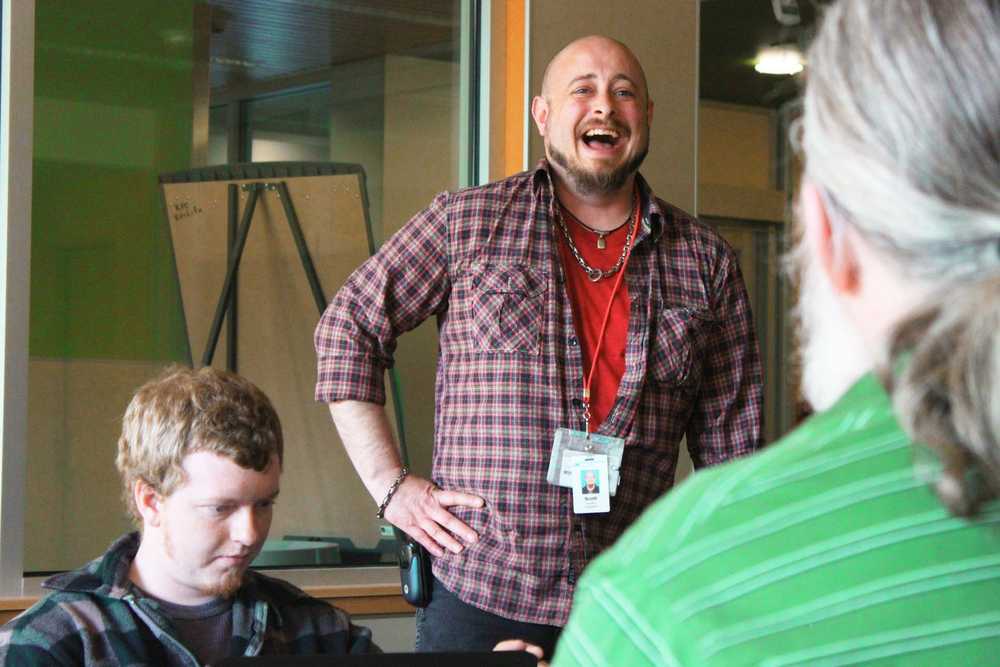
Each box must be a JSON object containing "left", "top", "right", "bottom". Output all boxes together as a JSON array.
[
  {"left": 530, "top": 95, "right": 549, "bottom": 138},
  {"left": 646, "top": 97, "right": 654, "bottom": 125},
  {"left": 800, "top": 181, "right": 860, "bottom": 295},
  {"left": 133, "top": 479, "right": 164, "bottom": 528}
]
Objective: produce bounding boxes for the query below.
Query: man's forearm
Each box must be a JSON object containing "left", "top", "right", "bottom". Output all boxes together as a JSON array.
[
  {"left": 327, "top": 399, "right": 483, "bottom": 555},
  {"left": 327, "top": 400, "right": 405, "bottom": 503}
]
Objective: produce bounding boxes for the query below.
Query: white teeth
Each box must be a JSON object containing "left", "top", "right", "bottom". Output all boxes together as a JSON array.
[{"left": 584, "top": 128, "right": 619, "bottom": 138}]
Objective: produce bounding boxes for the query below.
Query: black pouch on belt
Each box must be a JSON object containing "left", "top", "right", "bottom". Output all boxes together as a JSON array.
[{"left": 394, "top": 527, "right": 432, "bottom": 607}]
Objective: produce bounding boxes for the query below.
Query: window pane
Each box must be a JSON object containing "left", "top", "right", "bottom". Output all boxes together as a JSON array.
[
  {"left": 246, "top": 88, "right": 332, "bottom": 162},
  {"left": 27, "top": 0, "right": 468, "bottom": 573}
]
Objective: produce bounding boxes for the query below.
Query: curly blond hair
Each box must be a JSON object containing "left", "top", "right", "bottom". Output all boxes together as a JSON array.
[{"left": 116, "top": 366, "right": 283, "bottom": 524}]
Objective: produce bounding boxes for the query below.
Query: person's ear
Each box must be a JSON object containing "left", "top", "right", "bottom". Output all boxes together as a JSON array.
[
  {"left": 646, "top": 96, "right": 654, "bottom": 125},
  {"left": 800, "top": 181, "right": 860, "bottom": 295},
  {"left": 530, "top": 95, "right": 549, "bottom": 138},
  {"left": 133, "top": 479, "right": 165, "bottom": 528}
]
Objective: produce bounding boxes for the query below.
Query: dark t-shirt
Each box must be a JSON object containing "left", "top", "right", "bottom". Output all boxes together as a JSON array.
[{"left": 139, "top": 587, "right": 234, "bottom": 667}]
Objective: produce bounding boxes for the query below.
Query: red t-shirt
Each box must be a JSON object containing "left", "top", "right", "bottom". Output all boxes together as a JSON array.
[{"left": 556, "top": 205, "right": 633, "bottom": 430}]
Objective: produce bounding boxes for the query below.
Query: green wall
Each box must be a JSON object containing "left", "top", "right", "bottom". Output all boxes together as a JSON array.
[{"left": 31, "top": 0, "right": 195, "bottom": 361}]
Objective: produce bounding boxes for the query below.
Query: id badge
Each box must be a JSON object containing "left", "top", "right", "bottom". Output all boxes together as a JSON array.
[
  {"left": 546, "top": 427, "right": 625, "bottom": 496},
  {"left": 571, "top": 453, "right": 610, "bottom": 514}
]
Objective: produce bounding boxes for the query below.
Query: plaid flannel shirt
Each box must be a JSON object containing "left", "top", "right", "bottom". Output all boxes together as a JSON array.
[
  {"left": 315, "top": 161, "right": 763, "bottom": 625},
  {"left": 0, "top": 533, "right": 376, "bottom": 665}
]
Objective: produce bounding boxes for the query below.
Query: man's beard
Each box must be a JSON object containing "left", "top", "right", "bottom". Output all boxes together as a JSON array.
[
  {"left": 792, "top": 235, "right": 874, "bottom": 412},
  {"left": 204, "top": 568, "right": 244, "bottom": 599},
  {"left": 548, "top": 139, "right": 648, "bottom": 196},
  {"left": 164, "top": 527, "right": 247, "bottom": 600}
]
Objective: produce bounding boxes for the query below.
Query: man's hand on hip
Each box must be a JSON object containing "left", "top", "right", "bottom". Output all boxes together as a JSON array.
[{"left": 383, "top": 474, "right": 483, "bottom": 557}]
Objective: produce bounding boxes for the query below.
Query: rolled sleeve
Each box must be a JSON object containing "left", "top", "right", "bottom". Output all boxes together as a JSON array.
[{"left": 315, "top": 192, "right": 452, "bottom": 405}]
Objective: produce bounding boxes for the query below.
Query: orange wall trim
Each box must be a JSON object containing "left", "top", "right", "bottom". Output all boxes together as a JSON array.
[{"left": 503, "top": 0, "right": 526, "bottom": 176}]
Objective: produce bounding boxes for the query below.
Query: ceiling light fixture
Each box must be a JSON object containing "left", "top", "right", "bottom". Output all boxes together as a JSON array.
[{"left": 754, "top": 44, "right": 805, "bottom": 75}]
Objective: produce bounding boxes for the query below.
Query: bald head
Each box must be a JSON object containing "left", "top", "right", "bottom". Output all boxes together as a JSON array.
[
  {"left": 530, "top": 34, "right": 653, "bottom": 199},
  {"left": 540, "top": 35, "right": 649, "bottom": 102}
]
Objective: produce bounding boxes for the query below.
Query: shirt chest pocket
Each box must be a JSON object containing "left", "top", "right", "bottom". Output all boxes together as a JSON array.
[
  {"left": 471, "top": 264, "right": 548, "bottom": 353},
  {"left": 649, "top": 306, "right": 715, "bottom": 388}
]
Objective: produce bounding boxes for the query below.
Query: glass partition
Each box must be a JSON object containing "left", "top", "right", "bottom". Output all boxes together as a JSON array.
[
  {"left": 26, "top": 0, "right": 472, "bottom": 573},
  {"left": 244, "top": 87, "right": 333, "bottom": 163}
]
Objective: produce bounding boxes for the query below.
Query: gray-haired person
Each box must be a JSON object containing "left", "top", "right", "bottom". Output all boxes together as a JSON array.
[{"left": 551, "top": 0, "right": 1000, "bottom": 664}]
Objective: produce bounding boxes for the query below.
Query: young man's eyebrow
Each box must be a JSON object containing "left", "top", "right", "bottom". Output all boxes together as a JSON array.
[{"left": 198, "top": 489, "right": 281, "bottom": 503}]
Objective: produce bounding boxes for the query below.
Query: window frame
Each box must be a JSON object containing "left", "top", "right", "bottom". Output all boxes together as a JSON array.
[
  {"left": 0, "top": 0, "right": 495, "bottom": 594},
  {"left": 0, "top": 0, "right": 34, "bottom": 597}
]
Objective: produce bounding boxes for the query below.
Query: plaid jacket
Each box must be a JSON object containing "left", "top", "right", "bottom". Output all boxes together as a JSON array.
[
  {"left": 0, "top": 533, "right": 376, "bottom": 665},
  {"left": 315, "top": 161, "right": 763, "bottom": 625}
]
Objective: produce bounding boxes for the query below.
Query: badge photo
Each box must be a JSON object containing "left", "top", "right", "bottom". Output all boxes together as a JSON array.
[{"left": 571, "top": 453, "right": 610, "bottom": 514}]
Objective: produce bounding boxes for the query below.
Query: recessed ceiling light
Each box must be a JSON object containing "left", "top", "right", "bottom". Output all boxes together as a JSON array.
[{"left": 754, "top": 44, "right": 805, "bottom": 75}]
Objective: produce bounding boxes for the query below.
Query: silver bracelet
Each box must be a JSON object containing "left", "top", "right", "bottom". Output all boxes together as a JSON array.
[{"left": 376, "top": 467, "right": 408, "bottom": 519}]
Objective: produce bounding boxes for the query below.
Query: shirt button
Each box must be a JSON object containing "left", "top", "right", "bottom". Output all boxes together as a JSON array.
[{"left": 568, "top": 336, "right": 578, "bottom": 346}]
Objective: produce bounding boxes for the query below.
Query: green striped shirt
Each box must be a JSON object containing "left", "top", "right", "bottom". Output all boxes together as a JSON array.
[{"left": 553, "top": 373, "right": 1000, "bottom": 666}]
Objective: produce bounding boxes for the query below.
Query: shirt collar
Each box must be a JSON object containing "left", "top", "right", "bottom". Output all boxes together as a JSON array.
[
  {"left": 43, "top": 530, "right": 271, "bottom": 625},
  {"left": 239, "top": 570, "right": 286, "bottom": 629},
  {"left": 42, "top": 531, "right": 141, "bottom": 599}
]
